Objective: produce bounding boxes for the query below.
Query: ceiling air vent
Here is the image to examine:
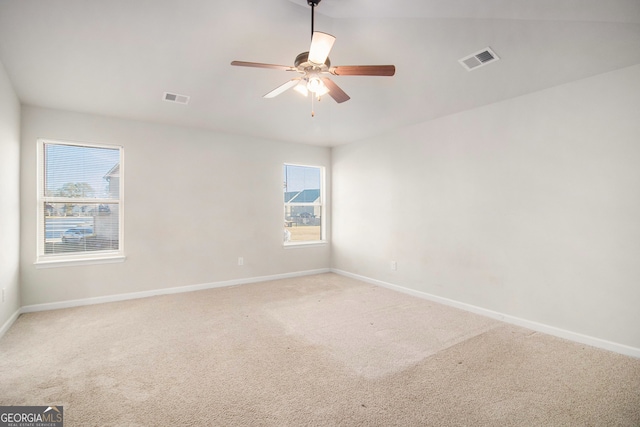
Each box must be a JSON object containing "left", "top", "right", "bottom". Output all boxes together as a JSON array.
[
  {"left": 459, "top": 47, "right": 500, "bottom": 71},
  {"left": 163, "top": 92, "right": 190, "bottom": 105}
]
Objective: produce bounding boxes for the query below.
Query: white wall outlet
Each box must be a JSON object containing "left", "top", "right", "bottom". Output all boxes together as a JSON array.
[
  {"left": 2, "top": 288, "right": 5, "bottom": 303},
  {"left": 238, "top": 257, "right": 244, "bottom": 266},
  {"left": 390, "top": 261, "right": 397, "bottom": 271}
]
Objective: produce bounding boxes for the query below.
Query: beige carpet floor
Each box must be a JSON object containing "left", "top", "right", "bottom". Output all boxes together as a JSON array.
[{"left": 1, "top": 273, "right": 639, "bottom": 426}]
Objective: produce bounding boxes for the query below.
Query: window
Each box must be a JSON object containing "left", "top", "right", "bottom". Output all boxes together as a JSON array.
[
  {"left": 37, "top": 139, "right": 123, "bottom": 265},
  {"left": 283, "top": 164, "right": 325, "bottom": 244}
]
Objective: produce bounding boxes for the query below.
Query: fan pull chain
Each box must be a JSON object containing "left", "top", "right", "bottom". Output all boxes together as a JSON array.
[{"left": 310, "top": 93, "right": 323, "bottom": 117}]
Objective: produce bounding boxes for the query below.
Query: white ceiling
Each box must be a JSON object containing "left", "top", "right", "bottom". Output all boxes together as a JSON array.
[{"left": 1, "top": 0, "right": 639, "bottom": 146}]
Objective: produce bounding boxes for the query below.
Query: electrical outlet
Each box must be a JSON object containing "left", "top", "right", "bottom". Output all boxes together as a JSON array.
[
  {"left": 390, "top": 261, "right": 397, "bottom": 271},
  {"left": 2, "top": 288, "right": 5, "bottom": 303},
  {"left": 238, "top": 257, "right": 244, "bottom": 266}
]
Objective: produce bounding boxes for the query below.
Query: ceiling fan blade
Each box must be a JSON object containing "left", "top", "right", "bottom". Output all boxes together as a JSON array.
[
  {"left": 231, "top": 61, "right": 296, "bottom": 72},
  {"left": 321, "top": 78, "right": 350, "bottom": 103},
  {"left": 263, "top": 79, "right": 301, "bottom": 98},
  {"left": 330, "top": 65, "right": 396, "bottom": 76},
  {"left": 308, "top": 32, "right": 336, "bottom": 65}
]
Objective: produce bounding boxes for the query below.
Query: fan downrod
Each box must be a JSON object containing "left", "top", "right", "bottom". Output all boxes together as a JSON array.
[{"left": 307, "top": 0, "right": 321, "bottom": 38}]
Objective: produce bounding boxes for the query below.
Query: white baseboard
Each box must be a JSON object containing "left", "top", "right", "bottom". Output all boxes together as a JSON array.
[
  {"left": 11, "top": 267, "right": 640, "bottom": 359},
  {"left": 0, "top": 308, "right": 21, "bottom": 339},
  {"left": 332, "top": 269, "right": 640, "bottom": 359},
  {"left": 20, "top": 268, "right": 331, "bottom": 314}
]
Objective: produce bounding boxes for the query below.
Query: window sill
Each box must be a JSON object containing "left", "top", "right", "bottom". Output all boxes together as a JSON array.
[
  {"left": 35, "top": 255, "right": 126, "bottom": 269},
  {"left": 283, "top": 241, "right": 327, "bottom": 249}
]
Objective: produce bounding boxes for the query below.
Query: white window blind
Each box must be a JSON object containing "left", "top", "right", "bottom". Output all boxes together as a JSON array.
[
  {"left": 37, "top": 139, "right": 123, "bottom": 264},
  {"left": 283, "top": 164, "right": 324, "bottom": 244}
]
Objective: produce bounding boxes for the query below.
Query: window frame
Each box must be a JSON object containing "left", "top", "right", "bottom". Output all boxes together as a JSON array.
[
  {"left": 283, "top": 163, "right": 326, "bottom": 247},
  {"left": 36, "top": 138, "right": 125, "bottom": 267}
]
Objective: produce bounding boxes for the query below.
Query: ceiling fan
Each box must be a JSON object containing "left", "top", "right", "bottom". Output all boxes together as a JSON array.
[{"left": 231, "top": 0, "right": 395, "bottom": 114}]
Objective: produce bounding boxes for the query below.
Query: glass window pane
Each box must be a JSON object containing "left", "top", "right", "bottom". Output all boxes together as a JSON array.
[
  {"left": 283, "top": 164, "right": 321, "bottom": 202},
  {"left": 283, "top": 164, "right": 323, "bottom": 243},
  {"left": 285, "top": 215, "right": 322, "bottom": 242},
  {"left": 44, "top": 143, "right": 120, "bottom": 199},
  {"left": 43, "top": 202, "right": 119, "bottom": 254},
  {"left": 38, "top": 140, "right": 123, "bottom": 262}
]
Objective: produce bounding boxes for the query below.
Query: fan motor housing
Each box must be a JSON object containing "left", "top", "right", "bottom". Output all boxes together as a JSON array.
[{"left": 294, "top": 52, "right": 330, "bottom": 72}]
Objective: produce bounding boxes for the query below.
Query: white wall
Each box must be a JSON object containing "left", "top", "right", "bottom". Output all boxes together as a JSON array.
[
  {"left": 0, "top": 60, "right": 21, "bottom": 329},
  {"left": 20, "top": 106, "right": 331, "bottom": 306},
  {"left": 332, "top": 64, "right": 640, "bottom": 349}
]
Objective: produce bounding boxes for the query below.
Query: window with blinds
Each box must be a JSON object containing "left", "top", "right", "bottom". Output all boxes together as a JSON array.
[
  {"left": 37, "top": 139, "right": 124, "bottom": 264},
  {"left": 283, "top": 164, "right": 325, "bottom": 244}
]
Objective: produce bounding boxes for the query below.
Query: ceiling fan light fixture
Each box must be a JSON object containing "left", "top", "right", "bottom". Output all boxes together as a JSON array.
[
  {"left": 306, "top": 76, "right": 329, "bottom": 97},
  {"left": 294, "top": 81, "right": 309, "bottom": 97},
  {"left": 307, "top": 76, "right": 322, "bottom": 92},
  {"left": 313, "top": 82, "right": 330, "bottom": 97}
]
